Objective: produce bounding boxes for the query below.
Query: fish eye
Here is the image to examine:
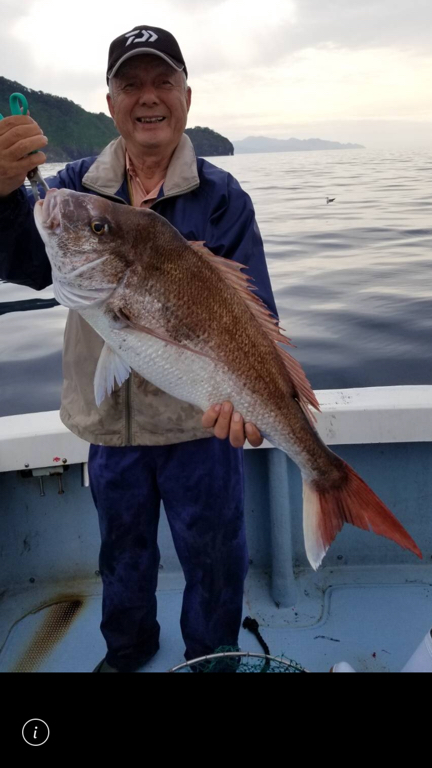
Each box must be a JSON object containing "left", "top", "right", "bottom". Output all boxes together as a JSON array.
[{"left": 91, "top": 220, "right": 109, "bottom": 236}]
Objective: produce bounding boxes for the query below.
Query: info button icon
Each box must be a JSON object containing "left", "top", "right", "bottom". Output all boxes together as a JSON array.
[{"left": 22, "top": 719, "right": 50, "bottom": 746}]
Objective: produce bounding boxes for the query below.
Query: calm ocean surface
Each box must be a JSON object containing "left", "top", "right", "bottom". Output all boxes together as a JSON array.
[{"left": 0, "top": 148, "right": 431, "bottom": 417}]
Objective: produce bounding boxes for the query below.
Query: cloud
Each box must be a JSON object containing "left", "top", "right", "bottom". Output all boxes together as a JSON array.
[
  {"left": 184, "top": 0, "right": 432, "bottom": 74},
  {"left": 1, "top": 0, "right": 28, "bottom": 25},
  {"left": 0, "top": 1, "right": 35, "bottom": 85},
  {"left": 3, "top": 0, "right": 298, "bottom": 86},
  {"left": 168, "top": 0, "right": 432, "bottom": 77},
  {"left": 289, "top": 0, "right": 432, "bottom": 54}
]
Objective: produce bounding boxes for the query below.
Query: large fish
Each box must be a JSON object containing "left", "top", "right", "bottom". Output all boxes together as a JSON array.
[{"left": 34, "top": 188, "right": 421, "bottom": 569}]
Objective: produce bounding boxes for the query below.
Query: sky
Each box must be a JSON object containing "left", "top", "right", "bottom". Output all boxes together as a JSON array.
[{"left": 1, "top": 0, "right": 432, "bottom": 149}]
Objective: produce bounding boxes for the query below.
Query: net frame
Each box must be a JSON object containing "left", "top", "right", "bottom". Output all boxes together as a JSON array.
[{"left": 167, "top": 650, "right": 308, "bottom": 673}]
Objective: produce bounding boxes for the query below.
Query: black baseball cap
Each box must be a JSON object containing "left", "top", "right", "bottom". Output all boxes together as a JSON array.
[{"left": 106, "top": 26, "right": 188, "bottom": 83}]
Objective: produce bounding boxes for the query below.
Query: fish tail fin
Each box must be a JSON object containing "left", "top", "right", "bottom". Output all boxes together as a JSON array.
[{"left": 302, "top": 462, "right": 422, "bottom": 570}]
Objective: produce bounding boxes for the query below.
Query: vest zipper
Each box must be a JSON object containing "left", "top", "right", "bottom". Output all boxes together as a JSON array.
[
  {"left": 125, "top": 375, "right": 132, "bottom": 445},
  {"left": 124, "top": 173, "right": 134, "bottom": 446}
]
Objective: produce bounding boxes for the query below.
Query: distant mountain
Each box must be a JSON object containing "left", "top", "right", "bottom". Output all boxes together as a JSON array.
[
  {"left": 185, "top": 126, "right": 233, "bottom": 157},
  {"left": 0, "top": 77, "right": 233, "bottom": 161},
  {"left": 233, "top": 136, "right": 364, "bottom": 154},
  {"left": 0, "top": 76, "right": 119, "bottom": 162}
]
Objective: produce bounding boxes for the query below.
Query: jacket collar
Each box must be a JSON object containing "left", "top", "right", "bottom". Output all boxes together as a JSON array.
[{"left": 82, "top": 133, "right": 199, "bottom": 199}]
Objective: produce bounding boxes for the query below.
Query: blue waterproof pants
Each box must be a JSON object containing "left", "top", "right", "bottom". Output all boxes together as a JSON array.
[{"left": 88, "top": 437, "right": 248, "bottom": 671}]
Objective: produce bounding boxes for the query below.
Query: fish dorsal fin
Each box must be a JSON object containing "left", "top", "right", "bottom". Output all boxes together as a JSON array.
[
  {"left": 188, "top": 241, "right": 320, "bottom": 420},
  {"left": 94, "top": 343, "right": 131, "bottom": 407}
]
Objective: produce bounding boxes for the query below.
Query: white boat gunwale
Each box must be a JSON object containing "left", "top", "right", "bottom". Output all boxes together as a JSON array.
[{"left": 1, "top": 385, "right": 431, "bottom": 473}]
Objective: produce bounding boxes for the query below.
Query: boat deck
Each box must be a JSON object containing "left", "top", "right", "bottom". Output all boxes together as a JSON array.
[
  {"left": 1, "top": 568, "right": 431, "bottom": 672},
  {"left": 1, "top": 387, "right": 431, "bottom": 673}
]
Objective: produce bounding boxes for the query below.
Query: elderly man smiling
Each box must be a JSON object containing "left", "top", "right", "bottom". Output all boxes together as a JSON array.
[{"left": 0, "top": 26, "right": 278, "bottom": 672}]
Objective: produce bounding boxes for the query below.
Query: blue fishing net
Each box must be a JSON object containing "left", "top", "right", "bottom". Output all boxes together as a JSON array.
[{"left": 167, "top": 647, "right": 307, "bottom": 673}]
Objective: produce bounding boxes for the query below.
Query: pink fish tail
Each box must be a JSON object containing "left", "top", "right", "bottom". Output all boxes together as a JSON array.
[{"left": 302, "top": 461, "right": 422, "bottom": 570}]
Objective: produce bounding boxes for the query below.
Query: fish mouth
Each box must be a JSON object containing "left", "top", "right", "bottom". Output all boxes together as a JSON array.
[{"left": 35, "top": 188, "right": 61, "bottom": 232}]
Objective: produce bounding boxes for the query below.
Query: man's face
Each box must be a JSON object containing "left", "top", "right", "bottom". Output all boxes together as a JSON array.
[{"left": 107, "top": 55, "right": 191, "bottom": 157}]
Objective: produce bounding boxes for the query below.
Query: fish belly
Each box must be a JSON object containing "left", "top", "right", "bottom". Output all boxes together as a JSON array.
[
  {"left": 81, "top": 307, "right": 251, "bottom": 413},
  {"left": 81, "top": 307, "right": 311, "bottom": 468}
]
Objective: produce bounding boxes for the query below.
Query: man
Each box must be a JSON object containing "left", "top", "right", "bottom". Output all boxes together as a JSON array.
[{"left": 0, "top": 26, "right": 277, "bottom": 672}]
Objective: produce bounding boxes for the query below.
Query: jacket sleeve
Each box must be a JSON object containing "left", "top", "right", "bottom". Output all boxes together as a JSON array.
[
  {"left": 0, "top": 160, "right": 91, "bottom": 291},
  {"left": 203, "top": 173, "right": 278, "bottom": 319},
  {"left": 0, "top": 185, "right": 53, "bottom": 290}
]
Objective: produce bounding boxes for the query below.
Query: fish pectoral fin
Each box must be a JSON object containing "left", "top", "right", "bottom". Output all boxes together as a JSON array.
[
  {"left": 116, "top": 309, "right": 215, "bottom": 362},
  {"left": 94, "top": 343, "right": 131, "bottom": 407}
]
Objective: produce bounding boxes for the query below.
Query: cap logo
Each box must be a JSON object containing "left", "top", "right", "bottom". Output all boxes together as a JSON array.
[{"left": 125, "top": 30, "right": 158, "bottom": 46}]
